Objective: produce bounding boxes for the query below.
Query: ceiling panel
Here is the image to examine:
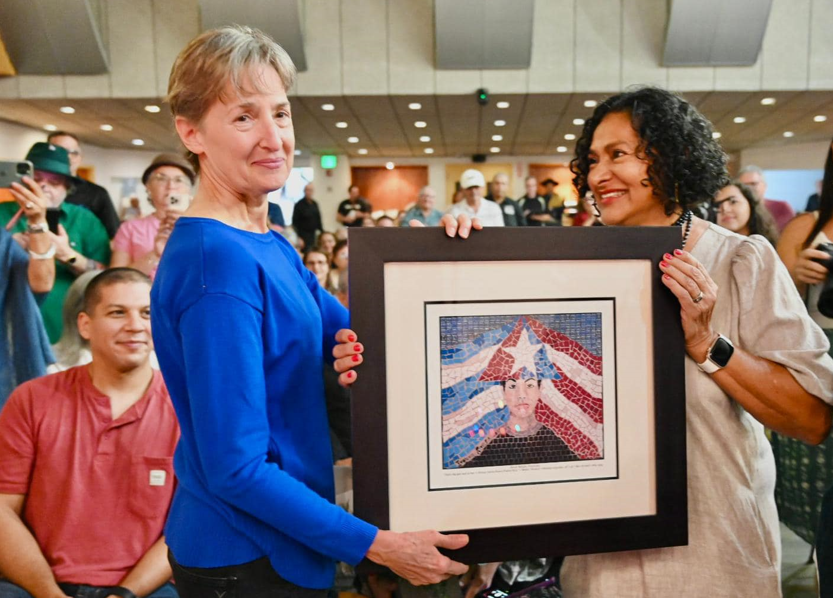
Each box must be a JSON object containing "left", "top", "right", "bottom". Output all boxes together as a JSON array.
[{"left": 2, "top": 91, "right": 833, "bottom": 159}]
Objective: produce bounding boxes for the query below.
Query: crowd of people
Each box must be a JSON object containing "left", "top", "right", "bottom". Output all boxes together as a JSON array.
[{"left": 1, "top": 23, "right": 833, "bottom": 598}]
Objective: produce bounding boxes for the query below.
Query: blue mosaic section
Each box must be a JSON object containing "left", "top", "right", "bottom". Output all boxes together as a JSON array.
[
  {"left": 439, "top": 312, "right": 602, "bottom": 357},
  {"left": 440, "top": 319, "right": 514, "bottom": 363},
  {"left": 442, "top": 376, "right": 502, "bottom": 416},
  {"left": 443, "top": 408, "right": 509, "bottom": 468}
]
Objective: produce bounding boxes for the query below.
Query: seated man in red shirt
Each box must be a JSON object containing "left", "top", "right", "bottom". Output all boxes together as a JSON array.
[{"left": 0, "top": 268, "right": 180, "bottom": 598}]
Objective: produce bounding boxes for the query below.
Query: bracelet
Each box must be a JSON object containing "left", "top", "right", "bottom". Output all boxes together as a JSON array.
[
  {"left": 28, "top": 243, "right": 57, "bottom": 260},
  {"left": 27, "top": 222, "right": 48, "bottom": 234}
]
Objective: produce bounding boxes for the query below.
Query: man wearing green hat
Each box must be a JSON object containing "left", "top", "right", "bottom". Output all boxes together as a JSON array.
[{"left": 0, "top": 143, "right": 111, "bottom": 343}]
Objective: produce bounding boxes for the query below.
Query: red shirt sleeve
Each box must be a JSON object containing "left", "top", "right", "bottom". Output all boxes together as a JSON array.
[{"left": 0, "top": 384, "right": 37, "bottom": 494}]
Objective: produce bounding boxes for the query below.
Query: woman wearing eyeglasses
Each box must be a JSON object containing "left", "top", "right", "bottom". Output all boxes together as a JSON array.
[
  {"left": 110, "top": 154, "right": 196, "bottom": 279},
  {"left": 712, "top": 181, "right": 779, "bottom": 246}
]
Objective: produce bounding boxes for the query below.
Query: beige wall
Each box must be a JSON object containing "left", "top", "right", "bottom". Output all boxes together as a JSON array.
[
  {"left": 1, "top": 0, "right": 832, "bottom": 101},
  {"left": 740, "top": 140, "right": 830, "bottom": 171}
]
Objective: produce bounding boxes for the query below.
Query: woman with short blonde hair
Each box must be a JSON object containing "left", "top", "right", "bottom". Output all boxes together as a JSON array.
[{"left": 151, "top": 26, "right": 468, "bottom": 598}]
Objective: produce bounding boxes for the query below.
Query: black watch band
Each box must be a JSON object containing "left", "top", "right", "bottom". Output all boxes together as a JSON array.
[{"left": 104, "top": 586, "right": 139, "bottom": 598}]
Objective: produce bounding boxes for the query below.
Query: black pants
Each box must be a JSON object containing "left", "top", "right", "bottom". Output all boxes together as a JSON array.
[{"left": 169, "top": 552, "right": 329, "bottom": 598}]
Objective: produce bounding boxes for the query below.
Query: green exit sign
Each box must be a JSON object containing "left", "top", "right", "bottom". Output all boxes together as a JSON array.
[{"left": 320, "top": 155, "right": 338, "bottom": 169}]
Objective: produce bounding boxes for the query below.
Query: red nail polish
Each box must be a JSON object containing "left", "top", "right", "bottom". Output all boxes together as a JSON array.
[
  {"left": 348, "top": 335, "right": 356, "bottom": 342},
  {"left": 660, "top": 261, "right": 668, "bottom": 268},
  {"left": 663, "top": 274, "right": 671, "bottom": 280},
  {"left": 673, "top": 249, "right": 683, "bottom": 256},
  {"left": 347, "top": 371, "right": 355, "bottom": 378},
  {"left": 353, "top": 344, "right": 361, "bottom": 352},
  {"left": 663, "top": 253, "right": 673, "bottom": 261},
  {"left": 352, "top": 355, "right": 360, "bottom": 362}
]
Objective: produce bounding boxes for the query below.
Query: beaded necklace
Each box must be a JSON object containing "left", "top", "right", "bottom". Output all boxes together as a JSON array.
[{"left": 673, "top": 209, "right": 694, "bottom": 249}]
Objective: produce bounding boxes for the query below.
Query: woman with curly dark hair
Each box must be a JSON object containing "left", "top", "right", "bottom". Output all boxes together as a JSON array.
[
  {"left": 433, "top": 86, "right": 833, "bottom": 598},
  {"left": 713, "top": 180, "right": 780, "bottom": 245},
  {"left": 560, "top": 86, "right": 833, "bottom": 597}
]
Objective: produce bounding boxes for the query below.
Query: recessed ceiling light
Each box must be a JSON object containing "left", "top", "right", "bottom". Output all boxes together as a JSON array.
[
  {"left": 557, "top": 146, "right": 568, "bottom": 153},
  {"left": 712, "top": 131, "right": 722, "bottom": 139},
  {"left": 100, "top": 124, "right": 113, "bottom": 132},
  {"left": 496, "top": 101, "right": 510, "bottom": 109},
  {"left": 490, "top": 147, "right": 501, "bottom": 153},
  {"left": 59, "top": 106, "right": 75, "bottom": 114},
  {"left": 584, "top": 100, "right": 598, "bottom": 108},
  {"left": 492, "top": 134, "right": 503, "bottom": 141},
  {"left": 419, "top": 135, "right": 431, "bottom": 142},
  {"left": 131, "top": 139, "right": 145, "bottom": 146},
  {"left": 760, "top": 97, "right": 776, "bottom": 106},
  {"left": 335, "top": 121, "right": 348, "bottom": 128},
  {"left": 814, "top": 115, "right": 828, "bottom": 122},
  {"left": 358, "top": 148, "right": 368, "bottom": 155},
  {"left": 144, "top": 105, "right": 161, "bottom": 113},
  {"left": 494, "top": 120, "right": 506, "bottom": 127},
  {"left": 783, "top": 131, "right": 795, "bottom": 138},
  {"left": 347, "top": 136, "right": 359, "bottom": 143},
  {"left": 573, "top": 118, "right": 585, "bottom": 126},
  {"left": 414, "top": 121, "right": 427, "bottom": 128},
  {"left": 424, "top": 148, "right": 434, "bottom": 154},
  {"left": 408, "top": 102, "right": 422, "bottom": 110},
  {"left": 44, "top": 124, "right": 57, "bottom": 132},
  {"left": 386, "top": 162, "right": 395, "bottom": 170},
  {"left": 321, "top": 103, "right": 335, "bottom": 111},
  {"left": 294, "top": 149, "right": 302, "bottom": 155},
  {"left": 564, "top": 133, "right": 576, "bottom": 141},
  {"left": 733, "top": 116, "right": 746, "bottom": 124}
]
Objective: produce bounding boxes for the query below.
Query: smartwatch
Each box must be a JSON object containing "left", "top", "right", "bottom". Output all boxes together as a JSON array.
[{"left": 697, "top": 334, "right": 735, "bottom": 374}]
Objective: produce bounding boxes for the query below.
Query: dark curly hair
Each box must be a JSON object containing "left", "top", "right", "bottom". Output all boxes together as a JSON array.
[
  {"left": 571, "top": 86, "right": 729, "bottom": 215},
  {"left": 714, "top": 181, "right": 779, "bottom": 246}
]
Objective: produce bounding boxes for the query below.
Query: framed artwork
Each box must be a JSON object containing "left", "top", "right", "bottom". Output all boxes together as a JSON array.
[{"left": 349, "top": 227, "right": 687, "bottom": 563}]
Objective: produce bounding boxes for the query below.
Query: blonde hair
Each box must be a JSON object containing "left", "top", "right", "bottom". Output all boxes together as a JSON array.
[{"left": 166, "top": 25, "right": 297, "bottom": 173}]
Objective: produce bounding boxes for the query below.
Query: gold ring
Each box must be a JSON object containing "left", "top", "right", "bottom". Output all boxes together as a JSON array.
[{"left": 692, "top": 290, "right": 704, "bottom": 303}]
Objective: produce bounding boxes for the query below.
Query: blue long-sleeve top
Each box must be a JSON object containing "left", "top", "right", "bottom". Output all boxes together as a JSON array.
[{"left": 150, "top": 217, "right": 378, "bottom": 589}]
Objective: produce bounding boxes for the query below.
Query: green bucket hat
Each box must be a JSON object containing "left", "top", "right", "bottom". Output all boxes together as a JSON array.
[{"left": 25, "top": 142, "right": 74, "bottom": 179}]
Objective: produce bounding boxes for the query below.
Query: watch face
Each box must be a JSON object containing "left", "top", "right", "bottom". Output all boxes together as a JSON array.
[{"left": 710, "top": 337, "right": 735, "bottom": 367}]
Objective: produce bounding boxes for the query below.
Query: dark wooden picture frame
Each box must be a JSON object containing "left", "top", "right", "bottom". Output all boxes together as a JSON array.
[{"left": 349, "top": 226, "right": 687, "bottom": 563}]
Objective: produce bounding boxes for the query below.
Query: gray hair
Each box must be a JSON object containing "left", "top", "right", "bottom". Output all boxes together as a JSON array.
[
  {"left": 492, "top": 173, "right": 509, "bottom": 182},
  {"left": 52, "top": 271, "right": 101, "bottom": 367},
  {"left": 167, "top": 25, "right": 297, "bottom": 173},
  {"left": 418, "top": 186, "right": 436, "bottom": 198},
  {"left": 738, "top": 165, "right": 766, "bottom": 181}
]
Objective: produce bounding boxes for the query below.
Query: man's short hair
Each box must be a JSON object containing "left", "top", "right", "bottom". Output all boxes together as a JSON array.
[
  {"left": 418, "top": 186, "right": 435, "bottom": 198},
  {"left": 47, "top": 131, "right": 79, "bottom": 144},
  {"left": 82, "top": 268, "right": 152, "bottom": 314},
  {"left": 738, "top": 165, "right": 765, "bottom": 179}
]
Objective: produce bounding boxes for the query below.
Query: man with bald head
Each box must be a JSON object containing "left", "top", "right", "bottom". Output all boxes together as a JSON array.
[
  {"left": 486, "top": 173, "right": 523, "bottom": 226},
  {"left": 292, "top": 182, "right": 324, "bottom": 251},
  {"left": 400, "top": 186, "right": 444, "bottom": 227}
]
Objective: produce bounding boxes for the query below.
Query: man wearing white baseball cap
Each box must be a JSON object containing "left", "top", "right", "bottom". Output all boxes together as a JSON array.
[{"left": 446, "top": 169, "right": 505, "bottom": 227}]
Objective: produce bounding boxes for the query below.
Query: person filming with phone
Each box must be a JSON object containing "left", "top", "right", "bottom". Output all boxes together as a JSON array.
[
  {"left": 110, "top": 154, "right": 195, "bottom": 279},
  {"left": 0, "top": 142, "right": 110, "bottom": 343}
]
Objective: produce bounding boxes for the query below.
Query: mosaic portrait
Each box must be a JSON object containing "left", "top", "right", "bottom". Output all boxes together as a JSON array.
[{"left": 440, "top": 313, "right": 604, "bottom": 470}]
